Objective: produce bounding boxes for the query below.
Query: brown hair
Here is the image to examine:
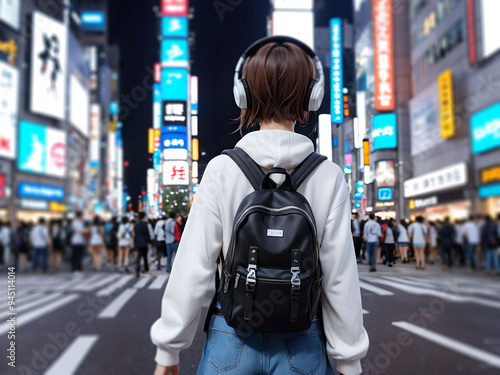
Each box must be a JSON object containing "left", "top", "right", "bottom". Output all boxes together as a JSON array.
[{"left": 235, "top": 42, "right": 315, "bottom": 135}]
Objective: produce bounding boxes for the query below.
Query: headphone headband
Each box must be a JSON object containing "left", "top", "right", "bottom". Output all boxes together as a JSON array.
[{"left": 241, "top": 35, "right": 317, "bottom": 59}]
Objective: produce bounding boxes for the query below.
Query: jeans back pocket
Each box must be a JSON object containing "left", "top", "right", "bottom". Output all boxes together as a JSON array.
[
  {"left": 209, "top": 328, "right": 246, "bottom": 372},
  {"left": 283, "top": 331, "right": 322, "bottom": 375}
]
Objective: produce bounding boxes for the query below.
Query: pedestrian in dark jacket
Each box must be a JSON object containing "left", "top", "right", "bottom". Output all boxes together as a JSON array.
[
  {"left": 440, "top": 217, "right": 456, "bottom": 269},
  {"left": 481, "top": 215, "right": 500, "bottom": 275},
  {"left": 134, "top": 212, "right": 153, "bottom": 277}
]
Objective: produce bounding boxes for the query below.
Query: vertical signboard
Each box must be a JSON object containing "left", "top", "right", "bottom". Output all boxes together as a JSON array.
[
  {"left": 466, "top": 0, "right": 477, "bottom": 65},
  {"left": 330, "top": 18, "right": 343, "bottom": 124},
  {"left": 0, "top": 61, "right": 18, "bottom": 159},
  {"left": 163, "top": 161, "right": 189, "bottom": 186},
  {"left": 363, "top": 138, "right": 370, "bottom": 166},
  {"left": 438, "top": 70, "right": 455, "bottom": 139},
  {"left": 318, "top": 114, "right": 333, "bottom": 161},
  {"left": 90, "top": 104, "right": 100, "bottom": 168},
  {"left": 153, "top": 83, "right": 161, "bottom": 129},
  {"left": 372, "top": 0, "right": 395, "bottom": 111}
]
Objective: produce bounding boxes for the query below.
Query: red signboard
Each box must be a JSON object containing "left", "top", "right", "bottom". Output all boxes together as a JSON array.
[
  {"left": 154, "top": 62, "right": 161, "bottom": 83},
  {"left": 0, "top": 175, "right": 5, "bottom": 200},
  {"left": 372, "top": 0, "right": 395, "bottom": 111},
  {"left": 161, "top": 0, "right": 188, "bottom": 16},
  {"left": 466, "top": 0, "right": 476, "bottom": 65}
]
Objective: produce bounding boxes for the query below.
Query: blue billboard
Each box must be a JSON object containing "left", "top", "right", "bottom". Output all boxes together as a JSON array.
[
  {"left": 479, "top": 183, "right": 500, "bottom": 198},
  {"left": 161, "top": 128, "right": 188, "bottom": 150},
  {"left": 18, "top": 182, "right": 65, "bottom": 201},
  {"left": 161, "top": 68, "right": 188, "bottom": 100},
  {"left": 110, "top": 101, "right": 119, "bottom": 116},
  {"left": 378, "top": 187, "right": 393, "bottom": 201},
  {"left": 154, "top": 84, "right": 162, "bottom": 129},
  {"left": 162, "top": 16, "right": 188, "bottom": 37},
  {"left": 471, "top": 102, "right": 500, "bottom": 154},
  {"left": 81, "top": 11, "right": 106, "bottom": 30},
  {"left": 330, "top": 18, "right": 343, "bottom": 124},
  {"left": 373, "top": 113, "right": 397, "bottom": 150},
  {"left": 161, "top": 39, "right": 189, "bottom": 66}
]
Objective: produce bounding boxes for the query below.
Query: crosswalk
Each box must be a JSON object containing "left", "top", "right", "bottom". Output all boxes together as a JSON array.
[{"left": 2, "top": 272, "right": 499, "bottom": 374}]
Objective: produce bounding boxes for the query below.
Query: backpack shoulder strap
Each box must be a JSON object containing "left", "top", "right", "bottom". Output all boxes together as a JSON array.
[
  {"left": 290, "top": 152, "right": 327, "bottom": 191},
  {"left": 222, "top": 148, "right": 265, "bottom": 191}
]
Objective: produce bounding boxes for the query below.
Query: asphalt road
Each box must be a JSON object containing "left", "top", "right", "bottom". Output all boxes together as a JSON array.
[{"left": 1, "top": 259, "right": 500, "bottom": 375}]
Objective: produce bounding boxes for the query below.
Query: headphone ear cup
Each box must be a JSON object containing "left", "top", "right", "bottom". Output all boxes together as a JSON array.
[
  {"left": 303, "top": 79, "right": 318, "bottom": 112},
  {"left": 309, "top": 83, "right": 325, "bottom": 112},
  {"left": 233, "top": 80, "right": 247, "bottom": 109},
  {"left": 241, "top": 78, "right": 252, "bottom": 109}
]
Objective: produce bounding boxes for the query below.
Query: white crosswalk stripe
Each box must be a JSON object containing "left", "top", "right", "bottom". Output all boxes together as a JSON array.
[
  {"left": 0, "top": 292, "right": 64, "bottom": 321},
  {"left": 392, "top": 321, "right": 500, "bottom": 369},
  {"left": 132, "top": 276, "right": 151, "bottom": 289},
  {"left": 44, "top": 335, "right": 99, "bottom": 375},
  {"left": 96, "top": 275, "right": 134, "bottom": 297},
  {"left": 358, "top": 280, "right": 394, "bottom": 296},
  {"left": 98, "top": 288, "right": 138, "bottom": 319},
  {"left": 149, "top": 274, "right": 169, "bottom": 290},
  {"left": 75, "top": 274, "right": 121, "bottom": 292}
]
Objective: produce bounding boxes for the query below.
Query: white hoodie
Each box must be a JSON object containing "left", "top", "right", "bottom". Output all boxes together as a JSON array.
[{"left": 150, "top": 129, "right": 369, "bottom": 375}]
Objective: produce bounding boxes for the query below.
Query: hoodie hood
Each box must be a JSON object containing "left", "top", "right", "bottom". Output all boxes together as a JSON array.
[{"left": 234, "top": 130, "right": 314, "bottom": 171}]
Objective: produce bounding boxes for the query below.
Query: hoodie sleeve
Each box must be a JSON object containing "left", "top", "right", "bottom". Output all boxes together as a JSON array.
[
  {"left": 150, "top": 167, "right": 223, "bottom": 366},
  {"left": 320, "top": 195, "right": 369, "bottom": 375}
]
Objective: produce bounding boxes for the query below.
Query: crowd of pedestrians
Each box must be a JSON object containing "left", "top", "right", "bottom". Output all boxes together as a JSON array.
[
  {"left": 352, "top": 213, "right": 500, "bottom": 274},
  {"left": 0, "top": 211, "right": 187, "bottom": 277}
]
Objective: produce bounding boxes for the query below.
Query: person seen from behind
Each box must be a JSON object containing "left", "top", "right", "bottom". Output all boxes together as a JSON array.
[
  {"left": 397, "top": 219, "right": 410, "bottom": 263},
  {"left": 363, "top": 213, "right": 382, "bottom": 272},
  {"left": 151, "top": 36, "right": 368, "bottom": 375},
  {"left": 351, "top": 212, "right": 362, "bottom": 263},
  {"left": 408, "top": 216, "right": 428, "bottom": 270},
  {"left": 70, "top": 211, "right": 88, "bottom": 272},
  {"left": 117, "top": 216, "right": 133, "bottom": 273},
  {"left": 30, "top": 217, "right": 51, "bottom": 273},
  {"left": 134, "top": 211, "right": 153, "bottom": 277},
  {"left": 481, "top": 215, "right": 500, "bottom": 275}
]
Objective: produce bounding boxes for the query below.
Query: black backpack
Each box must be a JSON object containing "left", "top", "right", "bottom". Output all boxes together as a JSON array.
[{"left": 205, "top": 147, "right": 327, "bottom": 333}]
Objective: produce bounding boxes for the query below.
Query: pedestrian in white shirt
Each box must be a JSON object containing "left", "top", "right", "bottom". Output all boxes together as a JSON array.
[
  {"left": 428, "top": 222, "right": 438, "bottom": 265},
  {"left": 397, "top": 220, "right": 410, "bottom": 263},
  {"left": 463, "top": 215, "right": 480, "bottom": 270},
  {"left": 151, "top": 37, "right": 368, "bottom": 375},
  {"left": 409, "top": 216, "right": 429, "bottom": 270},
  {"left": 89, "top": 216, "right": 105, "bottom": 271},
  {"left": 30, "top": 217, "right": 51, "bottom": 273},
  {"left": 363, "top": 213, "right": 382, "bottom": 272},
  {"left": 154, "top": 214, "right": 168, "bottom": 270},
  {"left": 0, "top": 221, "right": 12, "bottom": 268},
  {"left": 117, "top": 216, "right": 133, "bottom": 273},
  {"left": 70, "top": 211, "right": 88, "bottom": 272}
]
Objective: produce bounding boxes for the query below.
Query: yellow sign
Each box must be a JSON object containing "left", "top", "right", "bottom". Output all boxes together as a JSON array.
[
  {"left": 481, "top": 165, "right": 500, "bottom": 184},
  {"left": 363, "top": 139, "right": 370, "bottom": 166},
  {"left": 438, "top": 69, "right": 455, "bottom": 139},
  {"left": 49, "top": 202, "right": 67, "bottom": 213},
  {"left": 375, "top": 201, "right": 395, "bottom": 208},
  {"left": 109, "top": 121, "right": 117, "bottom": 132},
  {"left": 0, "top": 39, "right": 18, "bottom": 65},
  {"left": 148, "top": 128, "right": 155, "bottom": 154},
  {"left": 409, "top": 200, "right": 415, "bottom": 209},
  {"left": 192, "top": 138, "right": 199, "bottom": 161}
]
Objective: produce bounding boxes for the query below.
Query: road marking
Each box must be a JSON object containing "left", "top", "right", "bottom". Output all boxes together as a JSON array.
[
  {"left": 132, "top": 276, "right": 151, "bottom": 289},
  {"left": 0, "top": 294, "right": 80, "bottom": 335},
  {"left": 75, "top": 275, "right": 121, "bottom": 292},
  {"left": 358, "top": 280, "right": 394, "bottom": 296},
  {"left": 96, "top": 275, "right": 134, "bottom": 296},
  {"left": 362, "top": 309, "right": 369, "bottom": 314},
  {"left": 98, "top": 288, "right": 138, "bottom": 319},
  {"left": 0, "top": 293, "right": 63, "bottom": 320},
  {"left": 392, "top": 321, "right": 500, "bottom": 369},
  {"left": 148, "top": 274, "right": 169, "bottom": 290},
  {"left": 45, "top": 335, "right": 99, "bottom": 375},
  {"left": 367, "top": 278, "right": 500, "bottom": 309}
]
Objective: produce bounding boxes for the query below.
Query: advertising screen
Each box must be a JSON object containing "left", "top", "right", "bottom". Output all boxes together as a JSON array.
[
  {"left": 330, "top": 18, "right": 343, "bottom": 124},
  {"left": 410, "top": 82, "right": 441, "bottom": 156},
  {"left": 272, "top": 11, "right": 314, "bottom": 48},
  {"left": 161, "top": 68, "right": 188, "bottom": 100},
  {"left": 18, "top": 121, "right": 66, "bottom": 178},
  {"left": 162, "top": 16, "right": 188, "bottom": 37},
  {"left": 471, "top": 101, "right": 500, "bottom": 154},
  {"left": 161, "top": 129, "right": 187, "bottom": 150},
  {"left": 162, "top": 101, "right": 187, "bottom": 127},
  {"left": 161, "top": 39, "right": 189, "bottom": 67},
  {"left": 161, "top": 0, "right": 188, "bottom": 16},
  {"left": 18, "top": 182, "right": 65, "bottom": 201},
  {"left": 163, "top": 161, "right": 189, "bottom": 186},
  {"left": 373, "top": 113, "right": 397, "bottom": 150},
  {"left": 81, "top": 11, "right": 106, "bottom": 30},
  {"left": 0, "top": 60, "right": 18, "bottom": 159},
  {"left": 375, "top": 160, "right": 396, "bottom": 187},
  {"left": 70, "top": 75, "right": 90, "bottom": 137},
  {"left": 0, "top": 0, "right": 20, "bottom": 30},
  {"left": 480, "top": 0, "right": 500, "bottom": 59},
  {"left": 153, "top": 84, "right": 161, "bottom": 129},
  {"left": 30, "top": 12, "right": 68, "bottom": 120},
  {"left": 90, "top": 104, "right": 100, "bottom": 168},
  {"left": 378, "top": 187, "right": 393, "bottom": 201}
]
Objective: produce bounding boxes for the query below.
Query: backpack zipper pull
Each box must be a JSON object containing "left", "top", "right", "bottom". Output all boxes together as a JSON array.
[{"left": 234, "top": 273, "right": 241, "bottom": 289}]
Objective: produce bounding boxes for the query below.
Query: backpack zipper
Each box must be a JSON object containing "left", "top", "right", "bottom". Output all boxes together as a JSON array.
[{"left": 234, "top": 271, "right": 311, "bottom": 288}]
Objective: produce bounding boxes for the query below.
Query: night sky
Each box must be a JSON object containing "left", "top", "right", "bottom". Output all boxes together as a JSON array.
[{"left": 108, "top": 0, "right": 351, "bottom": 207}]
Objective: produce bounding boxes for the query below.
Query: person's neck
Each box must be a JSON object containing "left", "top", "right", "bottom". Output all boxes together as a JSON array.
[{"left": 259, "top": 120, "right": 295, "bottom": 132}]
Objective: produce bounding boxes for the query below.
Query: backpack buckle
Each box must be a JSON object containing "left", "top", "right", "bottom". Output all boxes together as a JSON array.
[
  {"left": 245, "top": 265, "right": 257, "bottom": 292},
  {"left": 291, "top": 266, "right": 301, "bottom": 289}
]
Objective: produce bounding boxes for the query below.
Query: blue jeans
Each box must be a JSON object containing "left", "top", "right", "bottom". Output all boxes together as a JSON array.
[
  {"left": 166, "top": 242, "right": 178, "bottom": 271},
  {"left": 366, "top": 241, "right": 379, "bottom": 269},
  {"left": 32, "top": 247, "right": 48, "bottom": 272},
  {"left": 467, "top": 244, "right": 478, "bottom": 269},
  {"left": 198, "top": 314, "right": 335, "bottom": 375},
  {"left": 484, "top": 248, "right": 500, "bottom": 273}
]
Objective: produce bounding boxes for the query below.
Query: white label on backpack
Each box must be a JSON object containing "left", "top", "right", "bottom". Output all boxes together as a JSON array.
[{"left": 267, "top": 229, "right": 283, "bottom": 237}]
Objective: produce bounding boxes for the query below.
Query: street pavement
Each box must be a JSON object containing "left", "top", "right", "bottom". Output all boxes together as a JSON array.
[{"left": 1, "top": 258, "right": 500, "bottom": 375}]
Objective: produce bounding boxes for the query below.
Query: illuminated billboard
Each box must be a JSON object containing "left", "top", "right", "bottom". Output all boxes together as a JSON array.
[
  {"left": 69, "top": 75, "right": 90, "bottom": 137},
  {"left": 30, "top": 12, "right": 68, "bottom": 120},
  {"left": 273, "top": 0, "right": 313, "bottom": 9},
  {"left": 81, "top": 11, "right": 106, "bottom": 30},
  {"left": 471, "top": 102, "right": 500, "bottom": 154},
  {"left": 153, "top": 83, "right": 161, "bottom": 129},
  {"left": 480, "top": 0, "right": 500, "bottom": 59},
  {"left": 162, "top": 16, "right": 188, "bottom": 37},
  {"left": 404, "top": 162, "right": 467, "bottom": 198},
  {"left": 161, "top": 68, "right": 188, "bottom": 100},
  {"left": 163, "top": 161, "right": 189, "bottom": 186},
  {"left": 0, "top": 61, "right": 18, "bottom": 159},
  {"left": 161, "top": 39, "right": 189, "bottom": 67},
  {"left": 90, "top": 104, "right": 100, "bottom": 168},
  {"left": 161, "top": 0, "right": 188, "bottom": 16},
  {"left": 372, "top": 0, "right": 394, "bottom": 111},
  {"left": 161, "top": 129, "right": 188, "bottom": 150},
  {"left": 375, "top": 160, "right": 395, "bottom": 187},
  {"left": 0, "top": 0, "right": 20, "bottom": 29},
  {"left": 162, "top": 101, "right": 187, "bottom": 127},
  {"left": 18, "top": 121, "right": 66, "bottom": 178},
  {"left": 18, "top": 182, "right": 65, "bottom": 202},
  {"left": 438, "top": 70, "right": 455, "bottom": 139},
  {"left": 272, "top": 11, "right": 314, "bottom": 48},
  {"left": 330, "top": 18, "right": 343, "bottom": 124},
  {"left": 372, "top": 113, "right": 397, "bottom": 150}
]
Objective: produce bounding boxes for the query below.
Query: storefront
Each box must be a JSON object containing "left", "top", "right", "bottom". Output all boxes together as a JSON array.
[
  {"left": 405, "top": 162, "right": 471, "bottom": 221},
  {"left": 16, "top": 181, "right": 67, "bottom": 222},
  {"left": 478, "top": 165, "right": 500, "bottom": 217}
]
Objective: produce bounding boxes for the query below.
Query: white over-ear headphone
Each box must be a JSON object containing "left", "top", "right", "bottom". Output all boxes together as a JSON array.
[{"left": 233, "top": 35, "right": 325, "bottom": 112}]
